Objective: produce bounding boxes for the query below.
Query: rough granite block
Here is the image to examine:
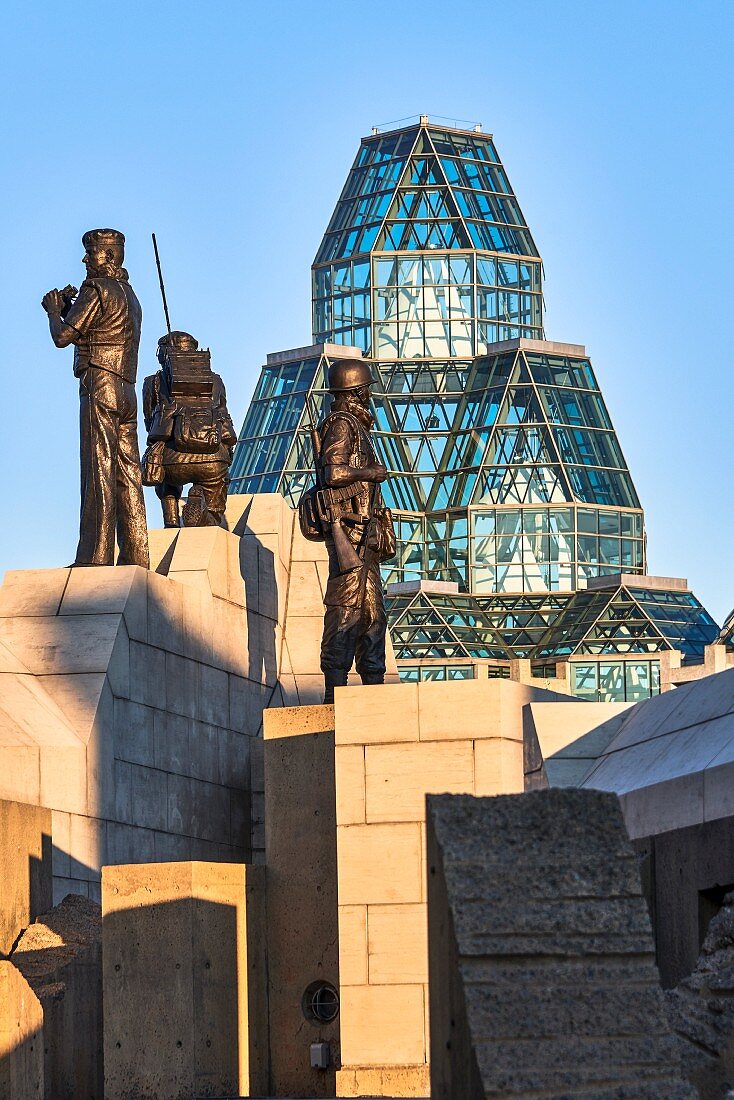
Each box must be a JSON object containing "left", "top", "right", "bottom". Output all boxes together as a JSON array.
[{"left": 426, "top": 790, "right": 697, "bottom": 1099}]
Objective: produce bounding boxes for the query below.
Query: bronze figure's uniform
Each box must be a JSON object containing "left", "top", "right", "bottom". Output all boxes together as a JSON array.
[
  {"left": 142, "top": 331, "right": 237, "bottom": 528},
  {"left": 42, "top": 229, "right": 149, "bottom": 568},
  {"left": 299, "top": 357, "right": 395, "bottom": 704}
]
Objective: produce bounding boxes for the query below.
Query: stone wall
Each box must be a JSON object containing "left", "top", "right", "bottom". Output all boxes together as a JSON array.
[
  {"left": 262, "top": 677, "right": 573, "bottom": 1097},
  {"left": 0, "top": 493, "right": 348, "bottom": 898}
]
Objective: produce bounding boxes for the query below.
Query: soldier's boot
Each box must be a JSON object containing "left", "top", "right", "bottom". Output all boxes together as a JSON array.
[
  {"left": 182, "top": 485, "right": 208, "bottom": 527},
  {"left": 162, "top": 497, "right": 180, "bottom": 528},
  {"left": 360, "top": 673, "right": 385, "bottom": 686},
  {"left": 323, "top": 670, "right": 348, "bottom": 705}
]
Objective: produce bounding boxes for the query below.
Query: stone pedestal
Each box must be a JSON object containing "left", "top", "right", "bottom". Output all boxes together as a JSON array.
[
  {"left": 0, "top": 493, "right": 346, "bottom": 898},
  {"left": 263, "top": 677, "right": 573, "bottom": 1098},
  {"left": 102, "top": 861, "right": 267, "bottom": 1100}
]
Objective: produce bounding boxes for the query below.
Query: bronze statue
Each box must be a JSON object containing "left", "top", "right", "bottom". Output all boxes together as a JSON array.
[
  {"left": 141, "top": 331, "right": 237, "bottom": 527},
  {"left": 299, "top": 359, "right": 395, "bottom": 703},
  {"left": 41, "top": 229, "right": 149, "bottom": 568}
]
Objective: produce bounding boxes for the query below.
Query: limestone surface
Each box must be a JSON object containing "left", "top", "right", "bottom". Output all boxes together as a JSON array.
[
  {"left": 667, "top": 890, "right": 734, "bottom": 1098},
  {"left": 426, "top": 789, "right": 696, "bottom": 1098}
]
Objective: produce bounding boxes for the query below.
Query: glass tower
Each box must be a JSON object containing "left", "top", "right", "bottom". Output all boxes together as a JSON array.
[{"left": 231, "top": 117, "right": 718, "bottom": 699}]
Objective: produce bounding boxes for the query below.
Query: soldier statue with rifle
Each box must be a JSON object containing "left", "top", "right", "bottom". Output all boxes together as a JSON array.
[{"left": 299, "top": 358, "right": 395, "bottom": 704}]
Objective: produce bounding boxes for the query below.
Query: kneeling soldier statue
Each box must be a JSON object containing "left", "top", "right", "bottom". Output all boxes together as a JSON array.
[
  {"left": 141, "top": 331, "right": 237, "bottom": 527},
  {"left": 299, "top": 358, "right": 395, "bottom": 704}
]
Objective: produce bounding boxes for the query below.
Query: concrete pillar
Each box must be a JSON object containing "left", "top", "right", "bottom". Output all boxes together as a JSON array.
[
  {"left": 0, "top": 799, "right": 52, "bottom": 956},
  {"left": 0, "top": 961, "right": 44, "bottom": 1100},
  {"left": 102, "top": 861, "right": 267, "bottom": 1100}
]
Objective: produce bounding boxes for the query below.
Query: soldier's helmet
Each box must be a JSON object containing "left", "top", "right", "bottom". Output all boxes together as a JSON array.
[{"left": 327, "top": 358, "right": 376, "bottom": 393}]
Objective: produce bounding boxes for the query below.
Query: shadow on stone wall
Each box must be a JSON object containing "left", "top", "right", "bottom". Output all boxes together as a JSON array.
[{"left": 102, "top": 867, "right": 268, "bottom": 1100}]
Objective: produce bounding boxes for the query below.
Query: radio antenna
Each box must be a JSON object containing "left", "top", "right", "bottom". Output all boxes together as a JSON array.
[{"left": 151, "top": 232, "right": 172, "bottom": 334}]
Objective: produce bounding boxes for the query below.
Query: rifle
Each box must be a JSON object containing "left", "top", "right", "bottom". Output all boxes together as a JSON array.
[
  {"left": 151, "top": 233, "right": 172, "bottom": 334},
  {"left": 310, "top": 421, "right": 363, "bottom": 573}
]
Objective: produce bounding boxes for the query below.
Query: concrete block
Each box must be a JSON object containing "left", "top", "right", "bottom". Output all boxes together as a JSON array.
[
  {"left": 147, "top": 569, "right": 185, "bottom": 654},
  {"left": 293, "top": 672, "right": 326, "bottom": 706},
  {"left": 338, "top": 823, "right": 423, "bottom": 905},
  {"left": 0, "top": 960, "right": 44, "bottom": 1099},
  {"left": 209, "top": 597, "right": 248, "bottom": 676},
  {"left": 60, "top": 564, "right": 138, "bottom": 617},
  {"left": 218, "top": 728, "right": 250, "bottom": 789},
  {"left": 228, "top": 674, "right": 250, "bottom": 735},
  {"left": 0, "top": 567, "right": 69, "bottom": 617},
  {"left": 38, "top": 672, "right": 106, "bottom": 743},
  {"left": 198, "top": 664, "right": 229, "bottom": 727},
  {"left": 113, "top": 760, "right": 132, "bottom": 823},
  {"left": 263, "top": 702, "right": 335, "bottom": 740},
  {"left": 703, "top": 758, "right": 734, "bottom": 822},
  {"left": 39, "top": 744, "right": 87, "bottom": 816},
  {"left": 129, "top": 640, "right": 165, "bottom": 709},
  {"left": 167, "top": 775, "right": 230, "bottom": 842},
  {"left": 245, "top": 611, "right": 280, "bottom": 687},
  {"left": 335, "top": 682, "right": 420, "bottom": 745},
  {"left": 106, "top": 823, "right": 156, "bottom": 866},
  {"left": 114, "top": 697, "right": 156, "bottom": 767},
  {"left": 364, "top": 741, "right": 474, "bottom": 824},
  {"left": 0, "top": 745, "right": 41, "bottom": 807},
  {"left": 474, "top": 737, "right": 524, "bottom": 795},
  {"left": 154, "top": 710, "right": 191, "bottom": 775},
  {"left": 167, "top": 525, "right": 232, "bottom": 602},
  {"left": 230, "top": 789, "right": 251, "bottom": 851},
  {"left": 281, "top": 614, "right": 322, "bottom": 676},
  {"left": 148, "top": 528, "right": 179, "bottom": 573},
  {"left": 69, "top": 813, "right": 106, "bottom": 881},
  {"left": 620, "top": 772, "right": 705, "bottom": 840},
  {"left": 178, "top": 584, "right": 210, "bottom": 665},
  {"left": 188, "top": 722, "right": 221, "bottom": 785},
  {"left": 0, "top": 614, "right": 122, "bottom": 676},
  {"left": 336, "top": 1064, "right": 431, "bottom": 1097},
  {"left": 263, "top": 710, "right": 340, "bottom": 1098},
  {"left": 0, "top": 799, "right": 52, "bottom": 955},
  {"left": 130, "top": 764, "right": 168, "bottom": 832},
  {"left": 51, "top": 810, "right": 71, "bottom": 879},
  {"left": 286, "top": 560, "right": 325, "bottom": 617},
  {"left": 256, "top": 543, "right": 279, "bottom": 621},
  {"left": 102, "top": 861, "right": 268, "bottom": 1100},
  {"left": 164, "top": 652, "right": 200, "bottom": 720},
  {"left": 153, "top": 830, "right": 192, "bottom": 862},
  {"left": 336, "top": 745, "right": 366, "bottom": 825},
  {"left": 368, "top": 903, "right": 428, "bottom": 985},
  {"left": 339, "top": 905, "right": 368, "bottom": 986},
  {"left": 339, "top": 983, "right": 425, "bottom": 1066}
]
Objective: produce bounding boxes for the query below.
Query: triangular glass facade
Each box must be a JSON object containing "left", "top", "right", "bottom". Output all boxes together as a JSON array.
[{"left": 231, "top": 117, "right": 718, "bottom": 675}]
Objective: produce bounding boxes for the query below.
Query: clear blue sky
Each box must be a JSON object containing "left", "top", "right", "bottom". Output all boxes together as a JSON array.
[{"left": 2, "top": 0, "right": 732, "bottom": 622}]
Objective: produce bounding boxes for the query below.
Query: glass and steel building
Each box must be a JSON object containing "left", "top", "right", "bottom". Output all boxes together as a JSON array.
[{"left": 231, "top": 116, "right": 718, "bottom": 700}]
